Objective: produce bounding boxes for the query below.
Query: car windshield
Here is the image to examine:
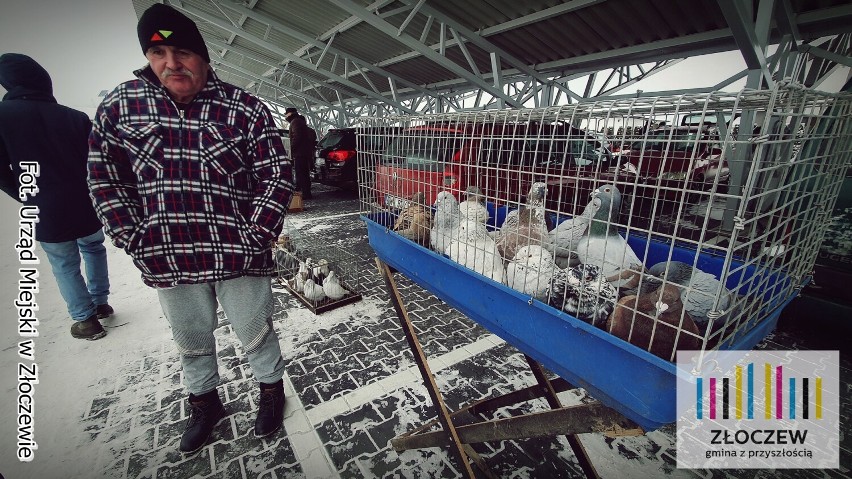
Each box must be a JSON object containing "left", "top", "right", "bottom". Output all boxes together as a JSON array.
[
  {"left": 632, "top": 130, "right": 701, "bottom": 152},
  {"left": 533, "top": 138, "right": 610, "bottom": 167},
  {"left": 319, "top": 131, "right": 350, "bottom": 149},
  {"left": 384, "top": 132, "right": 462, "bottom": 171}
]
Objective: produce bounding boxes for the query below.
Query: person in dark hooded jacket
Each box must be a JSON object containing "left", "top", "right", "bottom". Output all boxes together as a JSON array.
[
  {"left": 285, "top": 107, "right": 315, "bottom": 199},
  {"left": 0, "top": 53, "right": 113, "bottom": 340}
]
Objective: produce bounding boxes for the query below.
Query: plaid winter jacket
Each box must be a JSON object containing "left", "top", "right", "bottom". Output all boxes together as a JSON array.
[{"left": 88, "top": 66, "right": 294, "bottom": 287}]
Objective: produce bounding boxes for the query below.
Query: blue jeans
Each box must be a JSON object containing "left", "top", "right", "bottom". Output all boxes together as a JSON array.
[
  {"left": 40, "top": 229, "right": 111, "bottom": 321},
  {"left": 156, "top": 275, "right": 285, "bottom": 395}
]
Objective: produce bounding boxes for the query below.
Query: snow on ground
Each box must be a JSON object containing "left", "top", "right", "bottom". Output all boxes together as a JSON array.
[{"left": 0, "top": 195, "right": 165, "bottom": 477}]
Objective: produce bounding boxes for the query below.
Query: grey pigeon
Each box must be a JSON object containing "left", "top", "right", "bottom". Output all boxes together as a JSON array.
[
  {"left": 496, "top": 182, "right": 551, "bottom": 262},
  {"left": 647, "top": 261, "right": 733, "bottom": 328},
  {"left": 547, "top": 263, "right": 618, "bottom": 327},
  {"left": 576, "top": 185, "right": 644, "bottom": 288},
  {"left": 548, "top": 194, "right": 600, "bottom": 268},
  {"left": 430, "top": 191, "right": 460, "bottom": 254}
]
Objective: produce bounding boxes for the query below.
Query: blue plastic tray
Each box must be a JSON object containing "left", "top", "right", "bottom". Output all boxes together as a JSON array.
[{"left": 364, "top": 214, "right": 796, "bottom": 430}]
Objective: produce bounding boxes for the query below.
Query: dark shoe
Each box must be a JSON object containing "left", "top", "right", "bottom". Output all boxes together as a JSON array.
[
  {"left": 70, "top": 315, "right": 106, "bottom": 340},
  {"left": 96, "top": 303, "right": 114, "bottom": 319},
  {"left": 254, "top": 380, "right": 285, "bottom": 438},
  {"left": 180, "top": 392, "right": 226, "bottom": 455}
]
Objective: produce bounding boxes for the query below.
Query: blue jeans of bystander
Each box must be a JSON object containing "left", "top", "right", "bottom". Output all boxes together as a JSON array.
[{"left": 40, "top": 229, "right": 111, "bottom": 321}]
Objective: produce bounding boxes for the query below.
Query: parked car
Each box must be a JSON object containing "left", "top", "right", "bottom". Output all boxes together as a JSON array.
[
  {"left": 314, "top": 127, "right": 399, "bottom": 189},
  {"left": 613, "top": 125, "right": 729, "bottom": 199},
  {"left": 313, "top": 128, "right": 357, "bottom": 188},
  {"left": 375, "top": 122, "right": 617, "bottom": 217}
]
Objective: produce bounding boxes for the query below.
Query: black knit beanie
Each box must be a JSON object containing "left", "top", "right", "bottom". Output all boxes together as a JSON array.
[{"left": 137, "top": 4, "right": 210, "bottom": 63}]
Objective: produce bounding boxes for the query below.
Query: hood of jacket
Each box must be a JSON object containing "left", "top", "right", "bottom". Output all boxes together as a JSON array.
[{"left": 0, "top": 53, "right": 56, "bottom": 102}]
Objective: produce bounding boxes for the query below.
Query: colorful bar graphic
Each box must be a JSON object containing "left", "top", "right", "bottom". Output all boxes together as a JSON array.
[
  {"left": 696, "top": 361, "right": 824, "bottom": 421},
  {"left": 696, "top": 378, "right": 703, "bottom": 419},
  {"left": 747, "top": 363, "right": 754, "bottom": 419},
  {"left": 776, "top": 365, "right": 783, "bottom": 420},
  {"left": 710, "top": 378, "right": 716, "bottom": 420},
  {"left": 736, "top": 365, "right": 743, "bottom": 419},
  {"left": 790, "top": 378, "right": 796, "bottom": 419},
  {"left": 816, "top": 377, "right": 822, "bottom": 419},
  {"left": 765, "top": 363, "right": 772, "bottom": 419}
]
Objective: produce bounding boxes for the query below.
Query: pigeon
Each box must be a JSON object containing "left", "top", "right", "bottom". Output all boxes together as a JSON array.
[
  {"left": 322, "top": 270, "right": 348, "bottom": 300},
  {"left": 496, "top": 182, "right": 551, "bottom": 262},
  {"left": 575, "top": 185, "right": 644, "bottom": 289},
  {"left": 312, "top": 258, "right": 330, "bottom": 283},
  {"left": 647, "top": 261, "right": 733, "bottom": 328},
  {"left": 546, "top": 263, "right": 618, "bottom": 327},
  {"left": 302, "top": 278, "right": 326, "bottom": 303},
  {"left": 548, "top": 196, "right": 599, "bottom": 268},
  {"left": 292, "top": 261, "right": 309, "bottom": 291},
  {"left": 303, "top": 257, "right": 325, "bottom": 285},
  {"left": 459, "top": 185, "right": 490, "bottom": 224},
  {"left": 430, "top": 191, "right": 461, "bottom": 255},
  {"left": 606, "top": 282, "right": 702, "bottom": 361},
  {"left": 448, "top": 217, "right": 505, "bottom": 284},
  {"left": 393, "top": 191, "right": 433, "bottom": 246},
  {"left": 274, "top": 235, "right": 300, "bottom": 276},
  {"left": 506, "top": 245, "right": 558, "bottom": 299}
]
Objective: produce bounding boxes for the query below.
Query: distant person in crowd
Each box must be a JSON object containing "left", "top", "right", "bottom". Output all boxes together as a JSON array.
[
  {"left": 284, "top": 107, "right": 314, "bottom": 199},
  {"left": 87, "top": 4, "right": 294, "bottom": 455},
  {"left": 0, "top": 53, "right": 113, "bottom": 341}
]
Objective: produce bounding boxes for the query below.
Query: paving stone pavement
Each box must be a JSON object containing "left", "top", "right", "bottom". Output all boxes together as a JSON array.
[{"left": 73, "top": 185, "right": 850, "bottom": 478}]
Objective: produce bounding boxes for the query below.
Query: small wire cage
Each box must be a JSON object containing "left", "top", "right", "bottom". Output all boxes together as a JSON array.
[
  {"left": 356, "top": 82, "right": 852, "bottom": 362},
  {"left": 274, "top": 221, "right": 363, "bottom": 314}
]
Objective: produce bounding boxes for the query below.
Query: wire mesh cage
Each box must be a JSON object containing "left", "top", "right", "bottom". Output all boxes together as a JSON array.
[
  {"left": 274, "top": 220, "right": 363, "bottom": 314},
  {"left": 355, "top": 82, "right": 852, "bottom": 429}
]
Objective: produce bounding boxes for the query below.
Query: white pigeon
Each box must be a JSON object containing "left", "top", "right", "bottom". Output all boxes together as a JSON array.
[
  {"left": 647, "top": 261, "right": 734, "bottom": 328},
  {"left": 575, "top": 185, "right": 644, "bottom": 289},
  {"left": 548, "top": 196, "right": 599, "bottom": 268},
  {"left": 506, "top": 245, "right": 557, "bottom": 299},
  {"left": 322, "top": 270, "right": 348, "bottom": 300},
  {"left": 430, "top": 191, "right": 461, "bottom": 255},
  {"left": 448, "top": 217, "right": 505, "bottom": 284},
  {"left": 302, "top": 278, "right": 326, "bottom": 303},
  {"left": 292, "top": 261, "right": 309, "bottom": 291},
  {"left": 496, "top": 182, "right": 551, "bottom": 262},
  {"left": 459, "top": 185, "right": 490, "bottom": 224}
]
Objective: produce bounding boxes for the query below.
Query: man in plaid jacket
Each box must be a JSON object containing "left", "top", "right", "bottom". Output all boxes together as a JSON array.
[{"left": 88, "top": 4, "right": 294, "bottom": 455}]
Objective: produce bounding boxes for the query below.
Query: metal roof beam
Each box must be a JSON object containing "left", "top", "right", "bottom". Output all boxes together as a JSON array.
[
  {"left": 399, "top": 0, "right": 583, "bottom": 102},
  {"left": 205, "top": 38, "right": 343, "bottom": 102},
  {"left": 210, "top": 61, "right": 336, "bottom": 109},
  {"left": 172, "top": 2, "right": 414, "bottom": 113},
  {"left": 717, "top": 0, "right": 774, "bottom": 87},
  {"left": 217, "top": 0, "right": 438, "bottom": 101},
  {"left": 327, "top": 0, "right": 523, "bottom": 108}
]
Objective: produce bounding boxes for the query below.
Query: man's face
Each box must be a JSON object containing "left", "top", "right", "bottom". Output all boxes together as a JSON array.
[
  {"left": 145, "top": 45, "right": 208, "bottom": 103},
  {"left": 285, "top": 112, "right": 294, "bottom": 123}
]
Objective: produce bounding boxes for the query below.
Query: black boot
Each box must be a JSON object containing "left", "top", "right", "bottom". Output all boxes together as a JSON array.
[
  {"left": 180, "top": 390, "right": 226, "bottom": 454},
  {"left": 254, "top": 380, "right": 285, "bottom": 438}
]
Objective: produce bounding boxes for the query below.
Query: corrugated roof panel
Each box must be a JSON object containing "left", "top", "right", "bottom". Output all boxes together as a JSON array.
[{"left": 129, "top": 0, "right": 851, "bottom": 113}]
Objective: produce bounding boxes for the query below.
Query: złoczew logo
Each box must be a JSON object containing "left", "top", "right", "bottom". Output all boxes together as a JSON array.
[{"left": 676, "top": 350, "right": 839, "bottom": 469}]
